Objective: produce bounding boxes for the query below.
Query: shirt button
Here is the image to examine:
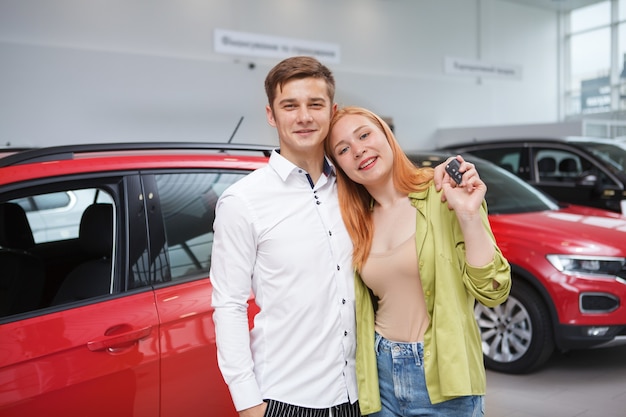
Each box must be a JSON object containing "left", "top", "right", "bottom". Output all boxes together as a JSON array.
[
  {"left": 342, "top": 298, "right": 346, "bottom": 304},
  {"left": 344, "top": 331, "right": 348, "bottom": 336},
  {"left": 328, "top": 230, "right": 332, "bottom": 236},
  {"left": 425, "top": 350, "right": 431, "bottom": 356},
  {"left": 316, "top": 201, "right": 321, "bottom": 205},
  {"left": 336, "top": 265, "right": 340, "bottom": 271}
]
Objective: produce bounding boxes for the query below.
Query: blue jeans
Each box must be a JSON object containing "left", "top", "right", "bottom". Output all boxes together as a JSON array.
[{"left": 370, "top": 333, "right": 484, "bottom": 417}]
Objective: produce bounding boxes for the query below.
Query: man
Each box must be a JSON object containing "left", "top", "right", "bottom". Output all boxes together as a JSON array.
[{"left": 211, "top": 56, "right": 360, "bottom": 417}]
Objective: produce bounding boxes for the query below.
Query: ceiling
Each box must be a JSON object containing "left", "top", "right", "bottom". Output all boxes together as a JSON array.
[{"left": 502, "top": 0, "right": 606, "bottom": 12}]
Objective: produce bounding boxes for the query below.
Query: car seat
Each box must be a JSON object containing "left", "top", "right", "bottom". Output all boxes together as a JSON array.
[
  {"left": 559, "top": 158, "right": 578, "bottom": 177},
  {"left": 0, "top": 202, "right": 45, "bottom": 316},
  {"left": 537, "top": 156, "right": 556, "bottom": 179},
  {"left": 52, "top": 203, "right": 114, "bottom": 305}
]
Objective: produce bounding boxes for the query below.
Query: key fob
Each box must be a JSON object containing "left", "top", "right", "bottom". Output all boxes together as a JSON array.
[{"left": 445, "top": 159, "right": 463, "bottom": 185}]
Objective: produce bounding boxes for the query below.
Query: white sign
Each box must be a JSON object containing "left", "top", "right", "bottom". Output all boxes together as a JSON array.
[
  {"left": 444, "top": 56, "right": 522, "bottom": 80},
  {"left": 214, "top": 29, "right": 340, "bottom": 63}
]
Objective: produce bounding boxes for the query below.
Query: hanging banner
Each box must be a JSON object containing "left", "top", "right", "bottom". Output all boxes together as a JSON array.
[
  {"left": 444, "top": 56, "right": 522, "bottom": 80},
  {"left": 214, "top": 29, "right": 340, "bottom": 63}
]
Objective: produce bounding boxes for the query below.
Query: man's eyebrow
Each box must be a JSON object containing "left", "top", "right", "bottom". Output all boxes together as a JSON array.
[{"left": 277, "top": 97, "right": 327, "bottom": 105}]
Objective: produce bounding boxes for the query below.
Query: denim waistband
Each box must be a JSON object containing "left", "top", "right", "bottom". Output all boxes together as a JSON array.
[{"left": 375, "top": 332, "right": 424, "bottom": 359}]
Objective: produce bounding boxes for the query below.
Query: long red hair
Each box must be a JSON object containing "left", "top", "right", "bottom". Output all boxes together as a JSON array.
[{"left": 325, "top": 106, "right": 434, "bottom": 270}]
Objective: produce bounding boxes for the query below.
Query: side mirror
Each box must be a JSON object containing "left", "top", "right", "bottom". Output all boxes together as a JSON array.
[{"left": 577, "top": 173, "right": 597, "bottom": 187}]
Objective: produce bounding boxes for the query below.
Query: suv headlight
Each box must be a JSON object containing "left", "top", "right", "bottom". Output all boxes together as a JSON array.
[{"left": 546, "top": 255, "right": 626, "bottom": 277}]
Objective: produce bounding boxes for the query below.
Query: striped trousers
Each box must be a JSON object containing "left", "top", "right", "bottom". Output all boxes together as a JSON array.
[{"left": 263, "top": 399, "right": 361, "bottom": 417}]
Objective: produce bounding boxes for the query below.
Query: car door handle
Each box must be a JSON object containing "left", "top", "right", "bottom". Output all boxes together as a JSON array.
[{"left": 87, "top": 325, "right": 153, "bottom": 352}]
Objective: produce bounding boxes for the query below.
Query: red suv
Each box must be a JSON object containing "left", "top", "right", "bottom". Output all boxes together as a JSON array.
[
  {"left": 0, "top": 143, "right": 268, "bottom": 416},
  {"left": 411, "top": 152, "right": 626, "bottom": 374}
]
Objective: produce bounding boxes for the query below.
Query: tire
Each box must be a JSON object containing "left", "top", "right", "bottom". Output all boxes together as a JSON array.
[{"left": 474, "top": 280, "right": 555, "bottom": 374}]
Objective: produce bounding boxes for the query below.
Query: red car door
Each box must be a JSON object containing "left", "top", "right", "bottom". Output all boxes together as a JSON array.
[
  {"left": 155, "top": 279, "right": 236, "bottom": 416},
  {"left": 0, "top": 176, "right": 161, "bottom": 416},
  {"left": 0, "top": 293, "right": 160, "bottom": 416}
]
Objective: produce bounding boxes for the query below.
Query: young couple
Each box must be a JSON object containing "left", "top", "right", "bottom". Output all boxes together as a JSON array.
[{"left": 210, "top": 56, "right": 511, "bottom": 417}]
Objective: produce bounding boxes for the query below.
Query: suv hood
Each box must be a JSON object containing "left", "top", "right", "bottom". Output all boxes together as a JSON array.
[{"left": 490, "top": 205, "right": 626, "bottom": 257}]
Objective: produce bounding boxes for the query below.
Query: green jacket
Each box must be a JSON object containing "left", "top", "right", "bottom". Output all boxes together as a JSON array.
[{"left": 355, "top": 183, "right": 511, "bottom": 415}]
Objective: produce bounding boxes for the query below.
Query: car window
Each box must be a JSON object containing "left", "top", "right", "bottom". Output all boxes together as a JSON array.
[
  {"left": 471, "top": 159, "right": 557, "bottom": 214},
  {"left": 12, "top": 189, "right": 114, "bottom": 243},
  {"left": 579, "top": 141, "right": 626, "bottom": 173},
  {"left": 534, "top": 148, "right": 615, "bottom": 186},
  {"left": 154, "top": 172, "right": 247, "bottom": 281},
  {"left": 1, "top": 187, "right": 116, "bottom": 319},
  {"left": 535, "top": 150, "right": 571, "bottom": 181},
  {"left": 465, "top": 147, "right": 530, "bottom": 180}
]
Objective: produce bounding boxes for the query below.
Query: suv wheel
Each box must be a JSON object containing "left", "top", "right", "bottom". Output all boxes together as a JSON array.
[{"left": 474, "top": 280, "right": 555, "bottom": 374}]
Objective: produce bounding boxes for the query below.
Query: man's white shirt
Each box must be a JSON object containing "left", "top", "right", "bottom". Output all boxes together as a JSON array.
[{"left": 211, "top": 150, "right": 357, "bottom": 411}]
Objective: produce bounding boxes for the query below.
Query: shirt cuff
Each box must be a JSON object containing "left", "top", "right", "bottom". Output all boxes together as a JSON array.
[{"left": 229, "top": 377, "right": 264, "bottom": 411}]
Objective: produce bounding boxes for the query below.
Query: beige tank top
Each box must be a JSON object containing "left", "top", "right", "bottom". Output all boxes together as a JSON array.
[{"left": 361, "top": 232, "right": 429, "bottom": 343}]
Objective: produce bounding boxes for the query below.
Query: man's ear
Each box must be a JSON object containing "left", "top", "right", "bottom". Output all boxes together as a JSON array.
[{"left": 266, "top": 105, "right": 276, "bottom": 127}]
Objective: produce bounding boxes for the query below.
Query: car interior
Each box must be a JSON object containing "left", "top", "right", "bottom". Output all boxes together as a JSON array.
[
  {"left": 51, "top": 203, "right": 114, "bottom": 305},
  {"left": 0, "top": 191, "right": 116, "bottom": 319},
  {"left": 0, "top": 202, "right": 45, "bottom": 316}
]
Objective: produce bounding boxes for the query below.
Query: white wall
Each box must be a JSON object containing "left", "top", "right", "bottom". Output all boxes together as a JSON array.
[{"left": 0, "top": 0, "right": 559, "bottom": 150}]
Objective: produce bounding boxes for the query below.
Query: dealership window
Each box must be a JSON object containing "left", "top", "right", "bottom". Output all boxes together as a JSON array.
[{"left": 564, "top": 0, "right": 626, "bottom": 136}]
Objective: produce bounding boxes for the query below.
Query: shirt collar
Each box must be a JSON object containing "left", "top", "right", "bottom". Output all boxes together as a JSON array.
[
  {"left": 408, "top": 182, "right": 436, "bottom": 201},
  {"left": 322, "top": 156, "right": 335, "bottom": 177},
  {"left": 270, "top": 148, "right": 336, "bottom": 182}
]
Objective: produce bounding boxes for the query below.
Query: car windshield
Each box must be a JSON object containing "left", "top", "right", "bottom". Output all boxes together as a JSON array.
[
  {"left": 409, "top": 154, "right": 559, "bottom": 215},
  {"left": 473, "top": 158, "right": 559, "bottom": 214},
  {"left": 579, "top": 141, "right": 626, "bottom": 173}
]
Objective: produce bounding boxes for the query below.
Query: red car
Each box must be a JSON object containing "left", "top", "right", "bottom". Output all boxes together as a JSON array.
[
  {"left": 1, "top": 145, "right": 626, "bottom": 416},
  {"left": 411, "top": 152, "right": 626, "bottom": 374},
  {"left": 0, "top": 143, "right": 267, "bottom": 416}
]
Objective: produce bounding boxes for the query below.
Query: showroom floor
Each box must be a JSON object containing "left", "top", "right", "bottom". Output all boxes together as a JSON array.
[{"left": 485, "top": 344, "right": 626, "bottom": 417}]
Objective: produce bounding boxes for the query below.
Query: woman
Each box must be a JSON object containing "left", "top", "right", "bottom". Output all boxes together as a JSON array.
[{"left": 325, "top": 106, "right": 511, "bottom": 417}]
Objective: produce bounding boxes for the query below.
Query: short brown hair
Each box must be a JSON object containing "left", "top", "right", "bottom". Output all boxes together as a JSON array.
[{"left": 264, "top": 56, "right": 335, "bottom": 110}]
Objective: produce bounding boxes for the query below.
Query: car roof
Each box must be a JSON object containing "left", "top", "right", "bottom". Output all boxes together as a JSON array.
[
  {"left": 0, "top": 142, "right": 274, "bottom": 168},
  {"left": 440, "top": 136, "right": 622, "bottom": 149},
  {"left": 0, "top": 142, "right": 274, "bottom": 187}
]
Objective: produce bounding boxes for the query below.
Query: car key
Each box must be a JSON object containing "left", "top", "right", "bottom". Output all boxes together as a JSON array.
[{"left": 445, "top": 159, "right": 463, "bottom": 185}]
